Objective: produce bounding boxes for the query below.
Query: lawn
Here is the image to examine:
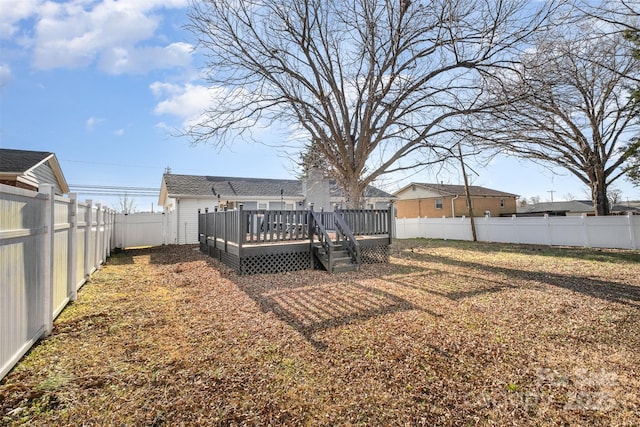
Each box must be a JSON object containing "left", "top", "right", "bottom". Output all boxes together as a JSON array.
[{"left": 1, "top": 239, "right": 639, "bottom": 426}]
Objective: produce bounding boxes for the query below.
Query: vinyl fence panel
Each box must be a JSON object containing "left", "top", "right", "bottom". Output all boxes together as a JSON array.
[
  {"left": 1, "top": 184, "right": 113, "bottom": 380},
  {"left": 396, "top": 215, "right": 640, "bottom": 250}
]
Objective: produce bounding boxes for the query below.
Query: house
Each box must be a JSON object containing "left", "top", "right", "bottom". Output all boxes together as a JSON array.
[
  {"left": 518, "top": 200, "right": 640, "bottom": 216},
  {"left": 0, "top": 148, "right": 69, "bottom": 195},
  {"left": 393, "top": 182, "right": 518, "bottom": 218},
  {"left": 158, "top": 172, "right": 395, "bottom": 244}
]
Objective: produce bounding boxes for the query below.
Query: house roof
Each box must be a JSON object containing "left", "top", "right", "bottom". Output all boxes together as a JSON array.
[
  {"left": 520, "top": 200, "right": 640, "bottom": 215},
  {"left": 519, "top": 200, "right": 594, "bottom": 214},
  {"left": 160, "top": 173, "right": 395, "bottom": 203},
  {"left": 395, "top": 182, "right": 519, "bottom": 198},
  {"left": 0, "top": 148, "right": 53, "bottom": 173},
  {"left": 162, "top": 174, "right": 304, "bottom": 199},
  {"left": 0, "top": 148, "right": 69, "bottom": 193}
]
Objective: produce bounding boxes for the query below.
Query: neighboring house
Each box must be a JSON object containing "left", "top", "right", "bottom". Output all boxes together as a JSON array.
[
  {"left": 0, "top": 148, "right": 69, "bottom": 195},
  {"left": 518, "top": 200, "right": 640, "bottom": 216},
  {"left": 158, "top": 172, "right": 395, "bottom": 244},
  {"left": 394, "top": 182, "right": 518, "bottom": 218}
]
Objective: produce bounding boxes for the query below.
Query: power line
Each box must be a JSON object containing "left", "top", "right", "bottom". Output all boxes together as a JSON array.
[
  {"left": 68, "top": 184, "right": 160, "bottom": 198},
  {"left": 69, "top": 184, "right": 160, "bottom": 191}
]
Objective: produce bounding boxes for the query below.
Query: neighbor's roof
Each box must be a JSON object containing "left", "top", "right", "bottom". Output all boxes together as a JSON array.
[
  {"left": 395, "top": 182, "right": 518, "bottom": 197},
  {"left": 519, "top": 200, "right": 593, "bottom": 214},
  {"left": 162, "top": 174, "right": 304, "bottom": 198},
  {"left": 161, "top": 173, "right": 395, "bottom": 200},
  {"left": 0, "top": 148, "right": 69, "bottom": 193},
  {"left": 0, "top": 148, "right": 53, "bottom": 173}
]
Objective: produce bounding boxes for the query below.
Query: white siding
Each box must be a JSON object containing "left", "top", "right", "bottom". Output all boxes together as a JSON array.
[
  {"left": 32, "top": 162, "right": 64, "bottom": 194},
  {"left": 176, "top": 199, "right": 216, "bottom": 244}
]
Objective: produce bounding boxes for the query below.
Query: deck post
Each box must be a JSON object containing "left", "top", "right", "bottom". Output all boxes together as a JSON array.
[
  {"left": 308, "top": 205, "right": 314, "bottom": 268},
  {"left": 204, "top": 208, "right": 209, "bottom": 251},
  {"left": 223, "top": 206, "right": 228, "bottom": 255},
  {"left": 388, "top": 202, "right": 394, "bottom": 245},
  {"left": 238, "top": 204, "right": 243, "bottom": 258},
  {"left": 198, "top": 208, "right": 201, "bottom": 249}
]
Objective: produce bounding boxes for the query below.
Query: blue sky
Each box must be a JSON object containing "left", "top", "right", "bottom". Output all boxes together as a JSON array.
[{"left": 1, "top": 0, "right": 638, "bottom": 211}]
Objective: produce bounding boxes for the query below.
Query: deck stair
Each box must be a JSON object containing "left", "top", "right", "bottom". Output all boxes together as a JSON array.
[{"left": 313, "top": 241, "right": 359, "bottom": 273}]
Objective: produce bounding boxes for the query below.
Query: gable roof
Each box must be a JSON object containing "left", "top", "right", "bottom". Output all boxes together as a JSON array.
[
  {"left": 0, "top": 148, "right": 69, "bottom": 193},
  {"left": 395, "top": 182, "right": 518, "bottom": 198},
  {"left": 159, "top": 173, "right": 395, "bottom": 204}
]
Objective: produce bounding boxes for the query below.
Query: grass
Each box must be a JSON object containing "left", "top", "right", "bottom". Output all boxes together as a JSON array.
[{"left": 1, "top": 239, "right": 639, "bottom": 426}]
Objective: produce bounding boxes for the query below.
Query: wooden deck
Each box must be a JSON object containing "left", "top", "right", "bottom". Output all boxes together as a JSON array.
[{"left": 198, "top": 207, "right": 393, "bottom": 274}]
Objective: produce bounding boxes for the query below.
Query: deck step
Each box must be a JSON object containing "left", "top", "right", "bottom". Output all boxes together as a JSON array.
[{"left": 312, "top": 241, "right": 359, "bottom": 273}]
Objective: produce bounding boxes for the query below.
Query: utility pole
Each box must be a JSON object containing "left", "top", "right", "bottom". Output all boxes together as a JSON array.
[
  {"left": 458, "top": 143, "right": 477, "bottom": 242},
  {"left": 547, "top": 190, "right": 555, "bottom": 202}
]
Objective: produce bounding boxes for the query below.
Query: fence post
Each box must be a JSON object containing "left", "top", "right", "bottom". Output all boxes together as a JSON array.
[
  {"left": 544, "top": 214, "right": 552, "bottom": 246},
  {"left": 95, "top": 203, "right": 102, "bottom": 269},
  {"left": 68, "top": 193, "right": 79, "bottom": 302},
  {"left": 628, "top": 213, "right": 637, "bottom": 250},
  {"left": 39, "top": 184, "right": 55, "bottom": 336},
  {"left": 581, "top": 213, "right": 590, "bottom": 248},
  {"left": 84, "top": 200, "right": 92, "bottom": 279}
]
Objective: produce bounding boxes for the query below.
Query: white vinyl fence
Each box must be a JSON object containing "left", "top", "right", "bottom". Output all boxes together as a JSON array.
[
  {"left": 114, "top": 212, "right": 175, "bottom": 248},
  {"left": 395, "top": 214, "right": 640, "bottom": 250},
  {"left": 1, "top": 184, "right": 114, "bottom": 380}
]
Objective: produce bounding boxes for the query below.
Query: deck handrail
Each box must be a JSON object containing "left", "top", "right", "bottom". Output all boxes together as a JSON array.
[
  {"left": 334, "top": 212, "right": 361, "bottom": 267},
  {"left": 309, "top": 209, "right": 335, "bottom": 272}
]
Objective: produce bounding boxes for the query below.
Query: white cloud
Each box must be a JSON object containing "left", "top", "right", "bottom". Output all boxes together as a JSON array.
[
  {"left": 114, "top": 128, "right": 125, "bottom": 136},
  {"left": 0, "top": 0, "right": 43, "bottom": 39},
  {"left": 151, "top": 82, "right": 216, "bottom": 125},
  {"left": 3, "top": 0, "right": 192, "bottom": 73},
  {"left": 0, "top": 65, "right": 13, "bottom": 87},
  {"left": 98, "top": 42, "right": 193, "bottom": 74},
  {"left": 86, "top": 116, "right": 105, "bottom": 131}
]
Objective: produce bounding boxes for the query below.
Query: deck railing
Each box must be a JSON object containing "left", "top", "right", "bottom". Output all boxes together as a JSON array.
[
  {"left": 198, "top": 205, "right": 394, "bottom": 250},
  {"left": 243, "top": 209, "right": 309, "bottom": 243},
  {"left": 338, "top": 208, "right": 392, "bottom": 236}
]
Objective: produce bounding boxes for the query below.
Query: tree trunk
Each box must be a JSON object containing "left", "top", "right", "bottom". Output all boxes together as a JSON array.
[
  {"left": 591, "top": 169, "right": 610, "bottom": 216},
  {"left": 343, "top": 179, "right": 365, "bottom": 209}
]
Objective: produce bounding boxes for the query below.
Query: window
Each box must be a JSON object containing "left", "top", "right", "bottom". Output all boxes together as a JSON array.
[
  {"left": 258, "top": 203, "right": 267, "bottom": 210},
  {"left": 500, "top": 198, "right": 505, "bottom": 208},
  {"left": 285, "top": 203, "right": 294, "bottom": 210},
  {"left": 435, "top": 199, "right": 443, "bottom": 209}
]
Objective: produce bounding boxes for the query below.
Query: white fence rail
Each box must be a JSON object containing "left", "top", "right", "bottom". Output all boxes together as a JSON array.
[
  {"left": 395, "top": 214, "right": 640, "bottom": 250},
  {"left": 1, "top": 184, "right": 114, "bottom": 380}
]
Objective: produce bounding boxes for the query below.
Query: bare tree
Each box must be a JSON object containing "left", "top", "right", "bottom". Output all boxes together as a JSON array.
[
  {"left": 117, "top": 194, "right": 136, "bottom": 215},
  {"left": 469, "top": 18, "right": 639, "bottom": 215},
  {"left": 187, "top": 0, "right": 558, "bottom": 207},
  {"left": 574, "top": 1, "right": 640, "bottom": 189},
  {"left": 608, "top": 187, "right": 623, "bottom": 206}
]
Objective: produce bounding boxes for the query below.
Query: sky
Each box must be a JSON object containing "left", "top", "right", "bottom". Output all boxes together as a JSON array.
[{"left": 1, "top": 0, "right": 638, "bottom": 212}]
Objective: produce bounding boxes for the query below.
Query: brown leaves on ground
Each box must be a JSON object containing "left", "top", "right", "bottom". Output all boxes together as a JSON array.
[{"left": 1, "top": 240, "right": 639, "bottom": 426}]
